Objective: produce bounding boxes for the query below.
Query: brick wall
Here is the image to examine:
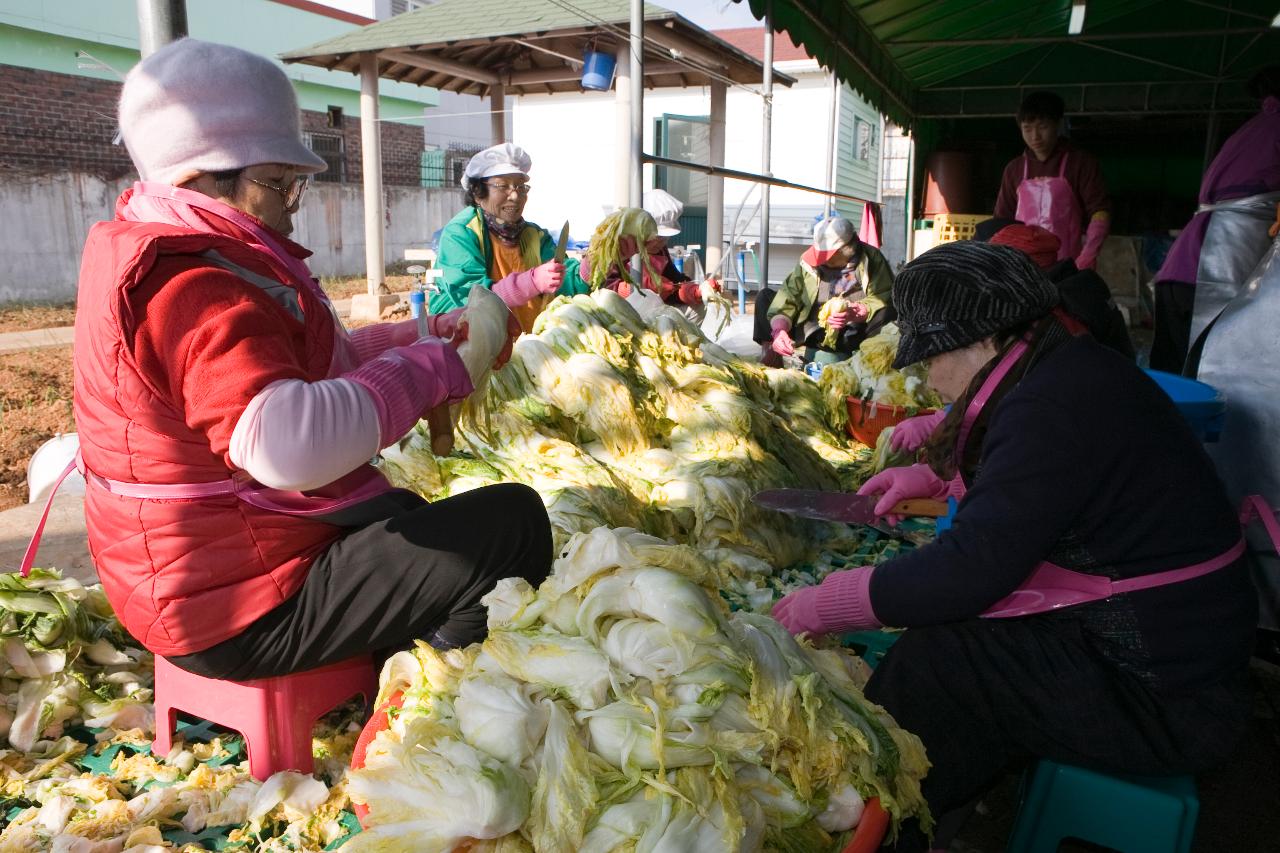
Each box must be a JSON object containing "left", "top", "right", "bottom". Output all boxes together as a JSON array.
[{"left": 0, "top": 63, "right": 424, "bottom": 185}]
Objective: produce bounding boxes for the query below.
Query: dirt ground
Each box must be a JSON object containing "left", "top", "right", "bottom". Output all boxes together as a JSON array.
[{"left": 0, "top": 273, "right": 419, "bottom": 511}]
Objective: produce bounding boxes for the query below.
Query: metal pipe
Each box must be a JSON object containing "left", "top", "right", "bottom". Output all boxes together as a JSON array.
[
  {"left": 886, "top": 26, "right": 1271, "bottom": 47},
  {"left": 706, "top": 81, "right": 727, "bottom": 276},
  {"left": 629, "top": 0, "right": 644, "bottom": 208},
  {"left": 642, "top": 154, "right": 875, "bottom": 205},
  {"left": 759, "top": 0, "right": 773, "bottom": 291},
  {"left": 824, "top": 70, "right": 839, "bottom": 218},
  {"left": 135, "top": 0, "right": 187, "bottom": 58},
  {"left": 359, "top": 52, "right": 386, "bottom": 296},
  {"left": 614, "top": 43, "right": 632, "bottom": 208}
]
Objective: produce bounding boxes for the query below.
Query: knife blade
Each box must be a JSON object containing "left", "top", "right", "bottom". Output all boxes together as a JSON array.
[
  {"left": 552, "top": 221, "right": 571, "bottom": 264},
  {"left": 752, "top": 489, "right": 949, "bottom": 526}
]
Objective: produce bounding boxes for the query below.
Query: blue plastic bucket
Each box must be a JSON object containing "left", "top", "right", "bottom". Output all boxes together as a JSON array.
[
  {"left": 581, "top": 50, "right": 617, "bottom": 91},
  {"left": 1143, "top": 369, "right": 1226, "bottom": 442}
]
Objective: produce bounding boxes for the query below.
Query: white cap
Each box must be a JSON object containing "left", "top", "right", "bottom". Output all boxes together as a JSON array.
[
  {"left": 643, "top": 188, "right": 684, "bottom": 237},
  {"left": 462, "top": 143, "right": 532, "bottom": 190},
  {"left": 810, "top": 217, "right": 857, "bottom": 265},
  {"left": 118, "top": 38, "right": 327, "bottom": 186}
]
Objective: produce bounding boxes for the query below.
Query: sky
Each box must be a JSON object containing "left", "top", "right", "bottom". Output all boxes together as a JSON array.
[{"left": 654, "top": 0, "right": 763, "bottom": 30}]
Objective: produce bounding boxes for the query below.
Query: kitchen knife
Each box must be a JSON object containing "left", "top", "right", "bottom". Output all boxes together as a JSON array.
[
  {"left": 553, "top": 221, "right": 571, "bottom": 264},
  {"left": 752, "top": 489, "right": 949, "bottom": 526}
]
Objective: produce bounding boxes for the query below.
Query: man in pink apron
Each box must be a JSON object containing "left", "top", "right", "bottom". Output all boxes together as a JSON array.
[
  {"left": 994, "top": 92, "right": 1111, "bottom": 270},
  {"left": 772, "top": 242, "right": 1256, "bottom": 851},
  {"left": 72, "top": 40, "right": 545, "bottom": 681}
]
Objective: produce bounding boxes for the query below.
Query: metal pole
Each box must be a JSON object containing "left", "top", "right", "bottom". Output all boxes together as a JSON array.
[
  {"left": 360, "top": 52, "right": 386, "bottom": 296},
  {"left": 824, "top": 71, "right": 839, "bottom": 218},
  {"left": 759, "top": 0, "right": 773, "bottom": 292},
  {"left": 904, "top": 132, "right": 917, "bottom": 262},
  {"left": 628, "top": 0, "right": 644, "bottom": 208},
  {"left": 707, "top": 81, "right": 727, "bottom": 277},
  {"left": 1203, "top": 114, "right": 1221, "bottom": 172},
  {"left": 135, "top": 0, "right": 187, "bottom": 58}
]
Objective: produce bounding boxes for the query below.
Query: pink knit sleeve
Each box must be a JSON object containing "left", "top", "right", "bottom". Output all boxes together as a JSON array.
[{"left": 347, "top": 319, "right": 420, "bottom": 364}]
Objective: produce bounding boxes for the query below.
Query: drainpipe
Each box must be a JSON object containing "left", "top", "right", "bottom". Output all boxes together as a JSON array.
[{"left": 759, "top": 0, "right": 774, "bottom": 291}]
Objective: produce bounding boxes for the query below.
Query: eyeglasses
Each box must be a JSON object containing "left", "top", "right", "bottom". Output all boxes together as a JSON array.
[
  {"left": 243, "top": 175, "right": 310, "bottom": 212},
  {"left": 486, "top": 181, "right": 531, "bottom": 197}
]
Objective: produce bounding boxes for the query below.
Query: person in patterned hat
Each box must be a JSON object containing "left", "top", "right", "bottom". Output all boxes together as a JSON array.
[{"left": 770, "top": 241, "right": 1258, "bottom": 851}]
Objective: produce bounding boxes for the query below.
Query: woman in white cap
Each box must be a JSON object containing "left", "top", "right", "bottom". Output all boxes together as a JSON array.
[
  {"left": 762, "top": 215, "right": 895, "bottom": 367},
  {"left": 433, "top": 143, "right": 591, "bottom": 330},
  {"left": 598, "top": 189, "right": 719, "bottom": 319},
  {"left": 73, "top": 39, "right": 547, "bottom": 680}
]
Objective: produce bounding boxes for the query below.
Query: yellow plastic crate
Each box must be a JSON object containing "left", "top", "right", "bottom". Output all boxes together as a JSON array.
[{"left": 933, "top": 213, "right": 992, "bottom": 243}]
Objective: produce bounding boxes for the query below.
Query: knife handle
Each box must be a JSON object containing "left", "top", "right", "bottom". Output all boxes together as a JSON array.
[{"left": 889, "top": 498, "right": 950, "bottom": 518}]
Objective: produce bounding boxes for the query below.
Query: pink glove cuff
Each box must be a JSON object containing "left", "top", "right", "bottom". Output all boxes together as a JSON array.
[
  {"left": 770, "top": 315, "right": 791, "bottom": 334},
  {"left": 491, "top": 269, "right": 540, "bottom": 307},
  {"left": 347, "top": 341, "right": 474, "bottom": 446},
  {"left": 946, "top": 473, "right": 967, "bottom": 501},
  {"left": 815, "top": 568, "right": 882, "bottom": 632}
]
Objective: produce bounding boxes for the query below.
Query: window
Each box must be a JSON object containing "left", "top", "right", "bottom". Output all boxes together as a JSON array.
[
  {"left": 854, "top": 118, "right": 876, "bottom": 162},
  {"left": 390, "top": 0, "right": 429, "bottom": 15},
  {"left": 305, "top": 132, "right": 344, "bottom": 183}
]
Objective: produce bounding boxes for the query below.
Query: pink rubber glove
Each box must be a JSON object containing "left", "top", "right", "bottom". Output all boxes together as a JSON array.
[
  {"left": 889, "top": 410, "right": 947, "bottom": 454},
  {"left": 826, "top": 309, "right": 849, "bottom": 331},
  {"left": 530, "top": 259, "right": 565, "bottom": 294},
  {"left": 856, "top": 463, "right": 948, "bottom": 525},
  {"left": 347, "top": 338, "right": 474, "bottom": 447},
  {"left": 1075, "top": 217, "right": 1110, "bottom": 270},
  {"left": 849, "top": 301, "right": 869, "bottom": 322},
  {"left": 677, "top": 282, "right": 702, "bottom": 305},
  {"left": 426, "top": 307, "right": 466, "bottom": 340},
  {"left": 770, "top": 316, "right": 795, "bottom": 357},
  {"left": 773, "top": 567, "right": 881, "bottom": 636}
]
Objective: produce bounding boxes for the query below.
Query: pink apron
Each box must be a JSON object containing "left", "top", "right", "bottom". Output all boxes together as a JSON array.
[
  {"left": 952, "top": 340, "right": 1276, "bottom": 619},
  {"left": 1015, "top": 153, "right": 1083, "bottom": 262}
]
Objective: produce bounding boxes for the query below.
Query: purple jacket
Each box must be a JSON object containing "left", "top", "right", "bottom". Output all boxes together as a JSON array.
[{"left": 1156, "top": 97, "right": 1280, "bottom": 285}]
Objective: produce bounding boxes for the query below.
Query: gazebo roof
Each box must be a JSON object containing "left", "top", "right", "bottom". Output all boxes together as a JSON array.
[{"left": 281, "top": 0, "right": 794, "bottom": 96}]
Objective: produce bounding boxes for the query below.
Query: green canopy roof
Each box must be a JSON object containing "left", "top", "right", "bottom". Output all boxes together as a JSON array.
[{"left": 744, "top": 0, "right": 1279, "bottom": 127}]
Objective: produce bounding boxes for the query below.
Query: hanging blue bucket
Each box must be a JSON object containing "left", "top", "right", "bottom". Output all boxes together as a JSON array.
[{"left": 581, "top": 50, "right": 617, "bottom": 91}]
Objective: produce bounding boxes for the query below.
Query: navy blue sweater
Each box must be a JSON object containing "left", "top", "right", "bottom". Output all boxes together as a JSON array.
[{"left": 869, "top": 336, "right": 1257, "bottom": 693}]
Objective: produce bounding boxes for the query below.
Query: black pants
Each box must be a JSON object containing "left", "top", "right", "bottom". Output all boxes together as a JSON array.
[
  {"left": 1150, "top": 280, "right": 1195, "bottom": 374},
  {"left": 865, "top": 618, "right": 1250, "bottom": 852},
  {"left": 172, "top": 483, "right": 553, "bottom": 680}
]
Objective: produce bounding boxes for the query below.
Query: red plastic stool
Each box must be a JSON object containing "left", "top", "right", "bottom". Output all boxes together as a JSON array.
[{"left": 153, "top": 655, "right": 379, "bottom": 781}]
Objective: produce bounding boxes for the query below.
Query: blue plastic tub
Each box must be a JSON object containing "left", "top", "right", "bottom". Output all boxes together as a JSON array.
[
  {"left": 581, "top": 50, "right": 617, "bottom": 91},
  {"left": 1143, "top": 369, "right": 1226, "bottom": 442}
]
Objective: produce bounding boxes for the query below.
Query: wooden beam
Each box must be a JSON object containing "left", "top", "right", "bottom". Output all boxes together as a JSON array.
[{"left": 381, "top": 48, "right": 499, "bottom": 85}]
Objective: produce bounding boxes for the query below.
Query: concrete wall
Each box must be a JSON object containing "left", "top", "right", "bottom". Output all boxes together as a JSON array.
[{"left": 0, "top": 172, "right": 464, "bottom": 303}]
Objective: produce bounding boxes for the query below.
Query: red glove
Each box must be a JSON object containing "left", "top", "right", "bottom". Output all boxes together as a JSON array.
[
  {"left": 848, "top": 302, "right": 869, "bottom": 322},
  {"left": 888, "top": 410, "right": 947, "bottom": 454},
  {"left": 772, "top": 567, "right": 881, "bottom": 636},
  {"left": 677, "top": 282, "right": 702, "bottom": 305},
  {"left": 427, "top": 307, "right": 465, "bottom": 339},
  {"left": 856, "top": 463, "right": 949, "bottom": 525},
  {"left": 770, "top": 316, "right": 794, "bottom": 357}
]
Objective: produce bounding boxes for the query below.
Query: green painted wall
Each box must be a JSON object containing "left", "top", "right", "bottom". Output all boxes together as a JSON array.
[
  {"left": 0, "top": 0, "right": 436, "bottom": 122},
  {"left": 834, "top": 86, "right": 881, "bottom": 221}
]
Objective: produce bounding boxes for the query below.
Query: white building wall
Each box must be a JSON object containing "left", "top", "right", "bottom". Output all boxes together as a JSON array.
[{"left": 513, "top": 62, "right": 876, "bottom": 287}]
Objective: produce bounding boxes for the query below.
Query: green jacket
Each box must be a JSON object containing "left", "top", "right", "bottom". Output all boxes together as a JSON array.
[
  {"left": 430, "top": 206, "right": 590, "bottom": 314},
  {"left": 767, "top": 243, "right": 895, "bottom": 331}
]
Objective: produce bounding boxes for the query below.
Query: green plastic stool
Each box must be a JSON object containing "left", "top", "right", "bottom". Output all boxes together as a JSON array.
[
  {"left": 841, "top": 630, "right": 900, "bottom": 670},
  {"left": 1006, "top": 760, "right": 1199, "bottom": 853}
]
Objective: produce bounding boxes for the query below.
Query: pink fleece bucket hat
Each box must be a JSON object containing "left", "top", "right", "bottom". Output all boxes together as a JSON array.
[{"left": 118, "top": 38, "right": 327, "bottom": 186}]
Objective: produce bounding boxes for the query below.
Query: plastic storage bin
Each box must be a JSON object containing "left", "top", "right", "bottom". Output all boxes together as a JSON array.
[
  {"left": 931, "top": 213, "right": 992, "bottom": 243},
  {"left": 1143, "top": 369, "right": 1226, "bottom": 442}
]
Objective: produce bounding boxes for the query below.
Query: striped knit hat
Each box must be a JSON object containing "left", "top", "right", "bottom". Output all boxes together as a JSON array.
[{"left": 892, "top": 241, "right": 1058, "bottom": 369}]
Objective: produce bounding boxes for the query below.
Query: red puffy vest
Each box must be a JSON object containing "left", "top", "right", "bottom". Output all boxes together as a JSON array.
[{"left": 74, "top": 219, "right": 343, "bottom": 656}]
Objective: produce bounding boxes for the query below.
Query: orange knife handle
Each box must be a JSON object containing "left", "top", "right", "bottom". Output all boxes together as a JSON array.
[{"left": 889, "top": 498, "right": 950, "bottom": 517}]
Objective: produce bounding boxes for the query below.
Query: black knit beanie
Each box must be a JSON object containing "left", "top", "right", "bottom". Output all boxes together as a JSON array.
[{"left": 892, "top": 242, "right": 1058, "bottom": 369}]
